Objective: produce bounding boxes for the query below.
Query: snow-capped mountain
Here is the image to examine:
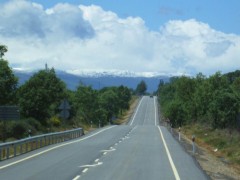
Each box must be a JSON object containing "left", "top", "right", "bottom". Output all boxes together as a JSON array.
[
  {"left": 65, "top": 69, "right": 169, "bottom": 78},
  {"left": 14, "top": 69, "right": 170, "bottom": 92}
]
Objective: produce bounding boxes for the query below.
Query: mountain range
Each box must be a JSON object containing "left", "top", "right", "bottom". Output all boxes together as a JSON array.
[{"left": 14, "top": 70, "right": 170, "bottom": 93}]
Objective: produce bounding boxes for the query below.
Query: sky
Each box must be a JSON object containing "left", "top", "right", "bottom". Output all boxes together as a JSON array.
[{"left": 0, "top": 0, "right": 240, "bottom": 76}]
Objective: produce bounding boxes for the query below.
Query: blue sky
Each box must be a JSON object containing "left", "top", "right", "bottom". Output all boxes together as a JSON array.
[
  {"left": 0, "top": 0, "right": 240, "bottom": 76},
  {"left": 32, "top": 0, "right": 240, "bottom": 35}
]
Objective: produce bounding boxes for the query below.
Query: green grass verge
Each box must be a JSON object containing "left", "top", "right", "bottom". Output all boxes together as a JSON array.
[{"left": 182, "top": 123, "right": 240, "bottom": 165}]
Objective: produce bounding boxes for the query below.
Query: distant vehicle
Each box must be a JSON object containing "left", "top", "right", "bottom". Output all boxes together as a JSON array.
[{"left": 150, "top": 95, "right": 153, "bottom": 98}]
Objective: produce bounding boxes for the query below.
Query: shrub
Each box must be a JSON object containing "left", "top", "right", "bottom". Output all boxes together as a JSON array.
[
  {"left": 8, "top": 121, "right": 31, "bottom": 139},
  {"left": 49, "top": 116, "right": 61, "bottom": 127}
]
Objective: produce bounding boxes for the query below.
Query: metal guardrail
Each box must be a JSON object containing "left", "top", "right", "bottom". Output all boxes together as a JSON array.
[{"left": 0, "top": 128, "right": 84, "bottom": 161}]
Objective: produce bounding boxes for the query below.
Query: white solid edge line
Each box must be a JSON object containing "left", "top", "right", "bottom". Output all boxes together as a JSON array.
[
  {"left": 154, "top": 96, "right": 157, "bottom": 126},
  {"left": 130, "top": 97, "right": 144, "bottom": 126},
  {"left": 72, "top": 175, "right": 81, "bottom": 180},
  {"left": 0, "top": 126, "right": 116, "bottom": 170},
  {"left": 158, "top": 126, "right": 181, "bottom": 180}
]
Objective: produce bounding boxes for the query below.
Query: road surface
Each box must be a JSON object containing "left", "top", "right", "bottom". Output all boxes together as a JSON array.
[{"left": 0, "top": 96, "right": 208, "bottom": 180}]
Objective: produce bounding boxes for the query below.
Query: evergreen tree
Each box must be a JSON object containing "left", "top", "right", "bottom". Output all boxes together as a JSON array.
[{"left": 136, "top": 80, "right": 147, "bottom": 95}]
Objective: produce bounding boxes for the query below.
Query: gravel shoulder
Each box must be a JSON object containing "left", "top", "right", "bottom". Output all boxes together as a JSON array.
[{"left": 168, "top": 126, "right": 240, "bottom": 180}]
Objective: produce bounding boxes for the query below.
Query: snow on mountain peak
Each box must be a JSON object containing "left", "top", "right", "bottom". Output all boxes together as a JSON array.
[{"left": 66, "top": 69, "right": 167, "bottom": 77}]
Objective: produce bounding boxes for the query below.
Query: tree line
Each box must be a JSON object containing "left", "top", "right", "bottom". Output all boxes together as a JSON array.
[
  {"left": 157, "top": 72, "right": 240, "bottom": 130},
  {"left": 0, "top": 45, "right": 133, "bottom": 140}
]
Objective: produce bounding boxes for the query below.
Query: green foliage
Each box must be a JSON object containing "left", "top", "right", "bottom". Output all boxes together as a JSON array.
[
  {"left": 25, "top": 118, "right": 43, "bottom": 132},
  {"left": 135, "top": 80, "right": 147, "bottom": 95},
  {"left": 117, "top": 85, "right": 131, "bottom": 114},
  {"left": 99, "top": 87, "right": 120, "bottom": 124},
  {"left": 0, "top": 45, "right": 8, "bottom": 58},
  {"left": 164, "top": 99, "right": 186, "bottom": 127},
  {"left": 71, "top": 85, "right": 132, "bottom": 126},
  {"left": 73, "top": 84, "right": 98, "bottom": 124},
  {"left": 0, "top": 59, "right": 18, "bottom": 105},
  {"left": 158, "top": 71, "right": 240, "bottom": 129},
  {"left": 0, "top": 44, "right": 133, "bottom": 140},
  {"left": 18, "top": 69, "right": 66, "bottom": 124},
  {"left": 4, "top": 121, "right": 31, "bottom": 139},
  {"left": 49, "top": 116, "right": 61, "bottom": 127}
]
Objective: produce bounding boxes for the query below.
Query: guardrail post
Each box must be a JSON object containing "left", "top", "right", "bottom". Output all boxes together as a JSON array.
[
  {"left": 26, "top": 141, "right": 28, "bottom": 152},
  {"left": 6, "top": 146, "right": 10, "bottom": 159},
  {"left": 31, "top": 141, "right": 33, "bottom": 151},
  {"left": 14, "top": 144, "right": 17, "bottom": 157},
  {"left": 20, "top": 143, "right": 23, "bottom": 154}
]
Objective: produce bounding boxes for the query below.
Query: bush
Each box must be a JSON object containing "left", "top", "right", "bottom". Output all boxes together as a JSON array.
[
  {"left": 7, "top": 121, "right": 31, "bottom": 139},
  {"left": 49, "top": 116, "right": 61, "bottom": 127},
  {"left": 26, "top": 118, "right": 43, "bottom": 132}
]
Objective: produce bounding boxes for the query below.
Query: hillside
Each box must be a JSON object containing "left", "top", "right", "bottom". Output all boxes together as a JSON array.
[{"left": 14, "top": 70, "right": 170, "bottom": 92}]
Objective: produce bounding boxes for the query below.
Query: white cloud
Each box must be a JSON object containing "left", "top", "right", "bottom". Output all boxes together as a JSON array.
[{"left": 0, "top": 0, "right": 240, "bottom": 76}]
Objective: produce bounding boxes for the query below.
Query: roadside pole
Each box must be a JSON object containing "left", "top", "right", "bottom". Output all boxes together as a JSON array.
[
  {"left": 192, "top": 135, "right": 196, "bottom": 154},
  {"left": 178, "top": 127, "right": 181, "bottom": 141}
]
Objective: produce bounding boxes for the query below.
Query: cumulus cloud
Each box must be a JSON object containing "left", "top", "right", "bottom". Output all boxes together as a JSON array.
[
  {"left": 0, "top": 0, "right": 94, "bottom": 39},
  {"left": 0, "top": 0, "right": 240, "bottom": 76}
]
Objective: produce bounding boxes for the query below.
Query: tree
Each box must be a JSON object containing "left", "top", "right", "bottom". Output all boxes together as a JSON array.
[
  {"left": 0, "top": 45, "right": 8, "bottom": 59},
  {"left": 73, "top": 84, "right": 98, "bottom": 124},
  {"left": 0, "top": 56, "right": 18, "bottom": 105},
  {"left": 98, "top": 88, "right": 120, "bottom": 124},
  {"left": 208, "top": 89, "right": 239, "bottom": 128},
  {"left": 117, "top": 85, "right": 131, "bottom": 114},
  {"left": 136, "top": 80, "right": 147, "bottom": 95},
  {"left": 18, "top": 69, "right": 66, "bottom": 124}
]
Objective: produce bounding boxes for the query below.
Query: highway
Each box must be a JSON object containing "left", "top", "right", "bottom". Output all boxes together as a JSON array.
[{"left": 0, "top": 96, "right": 208, "bottom": 180}]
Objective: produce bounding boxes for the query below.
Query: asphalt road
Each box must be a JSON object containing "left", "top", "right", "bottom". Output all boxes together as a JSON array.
[{"left": 0, "top": 96, "right": 208, "bottom": 180}]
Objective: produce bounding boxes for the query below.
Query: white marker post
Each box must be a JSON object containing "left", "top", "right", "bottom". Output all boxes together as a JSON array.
[{"left": 192, "top": 135, "right": 196, "bottom": 154}]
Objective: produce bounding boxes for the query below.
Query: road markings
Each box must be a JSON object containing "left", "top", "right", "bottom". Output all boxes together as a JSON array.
[
  {"left": 80, "top": 162, "right": 103, "bottom": 168},
  {"left": 154, "top": 96, "right": 157, "bottom": 126},
  {"left": 158, "top": 126, "right": 181, "bottom": 180},
  {"left": 0, "top": 126, "right": 116, "bottom": 170},
  {"left": 82, "top": 168, "right": 88, "bottom": 173},
  {"left": 103, "top": 152, "right": 107, "bottom": 155},
  {"left": 72, "top": 175, "right": 81, "bottom": 180},
  {"left": 95, "top": 159, "right": 99, "bottom": 163},
  {"left": 101, "top": 148, "right": 116, "bottom": 152},
  {"left": 129, "top": 97, "right": 144, "bottom": 125}
]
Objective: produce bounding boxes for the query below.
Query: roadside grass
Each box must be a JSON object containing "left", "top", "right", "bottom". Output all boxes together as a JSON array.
[{"left": 182, "top": 123, "right": 240, "bottom": 168}]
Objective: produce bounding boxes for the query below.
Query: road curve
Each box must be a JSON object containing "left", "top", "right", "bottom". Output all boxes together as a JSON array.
[{"left": 0, "top": 96, "right": 208, "bottom": 180}]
